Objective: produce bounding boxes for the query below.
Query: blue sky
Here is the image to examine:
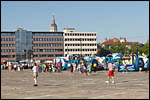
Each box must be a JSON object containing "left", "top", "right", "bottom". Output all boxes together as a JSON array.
[{"left": 1, "top": 1, "right": 149, "bottom": 43}]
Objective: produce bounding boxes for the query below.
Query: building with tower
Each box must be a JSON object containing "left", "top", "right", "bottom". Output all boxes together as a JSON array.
[
  {"left": 50, "top": 15, "right": 57, "bottom": 32},
  {"left": 1, "top": 15, "right": 98, "bottom": 62}
]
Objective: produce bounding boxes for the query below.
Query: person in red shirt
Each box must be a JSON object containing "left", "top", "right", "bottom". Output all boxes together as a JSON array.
[
  {"left": 105, "top": 61, "right": 115, "bottom": 84},
  {"left": 37, "top": 64, "right": 39, "bottom": 72}
]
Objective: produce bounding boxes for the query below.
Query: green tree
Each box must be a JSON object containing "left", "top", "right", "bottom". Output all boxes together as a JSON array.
[
  {"left": 129, "top": 43, "right": 142, "bottom": 54},
  {"left": 141, "top": 43, "right": 149, "bottom": 55},
  {"left": 110, "top": 42, "right": 127, "bottom": 54},
  {"left": 97, "top": 47, "right": 111, "bottom": 57}
]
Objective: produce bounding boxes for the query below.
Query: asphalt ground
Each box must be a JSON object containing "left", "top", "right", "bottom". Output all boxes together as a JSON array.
[{"left": 1, "top": 69, "right": 149, "bottom": 99}]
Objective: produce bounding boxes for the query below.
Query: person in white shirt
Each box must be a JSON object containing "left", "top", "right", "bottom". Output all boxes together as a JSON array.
[
  {"left": 14, "top": 64, "right": 17, "bottom": 71},
  {"left": 32, "top": 63, "right": 38, "bottom": 86},
  {"left": 105, "top": 61, "right": 115, "bottom": 84}
]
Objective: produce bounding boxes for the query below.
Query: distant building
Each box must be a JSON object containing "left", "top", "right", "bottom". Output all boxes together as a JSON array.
[
  {"left": 120, "top": 37, "right": 127, "bottom": 43},
  {"left": 1, "top": 29, "right": 64, "bottom": 62},
  {"left": 63, "top": 28, "right": 97, "bottom": 57},
  {"left": 101, "top": 37, "right": 143, "bottom": 49},
  {"left": 63, "top": 28, "right": 75, "bottom": 33},
  {"left": 1, "top": 31, "right": 16, "bottom": 61},
  {"left": 32, "top": 31, "right": 64, "bottom": 61},
  {"left": 1, "top": 16, "right": 98, "bottom": 61}
]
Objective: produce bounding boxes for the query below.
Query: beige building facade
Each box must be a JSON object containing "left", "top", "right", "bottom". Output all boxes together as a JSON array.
[{"left": 63, "top": 28, "right": 97, "bottom": 57}]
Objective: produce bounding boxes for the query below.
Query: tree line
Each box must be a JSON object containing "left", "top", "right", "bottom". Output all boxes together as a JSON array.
[{"left": 97, "top": 41, "right": 149, "bottom": 57}]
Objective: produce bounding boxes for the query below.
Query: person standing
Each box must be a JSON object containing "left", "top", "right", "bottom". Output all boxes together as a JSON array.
[
  {"left": 49, "top": 63, "right": 52, "bottom": 72},
  {"left": 88, "top": 63, "right": 92, "bottom": 75},
  {"left": 138, "top": 60, "right": 143, "bottom": 73},
  {"left": 105, "top": 61, "right": 115, "bottom": 84},
  {"left": 32, "top": 63, "right": 38, "bottom": 86},
  {"left": 14, "top": 64, "right": 17, "bottom": 72},
  {"left": 83, "top": 63, "right": 88, "bottom": 76},
  {"left": 144, "top": 61, "right": 148, "bottom": 73},
  {"left": 37, "top": 64, "right": 39, "bottom": 72},
  {"left": 9, "top": 63, "right": 13, "bottom": 71},
  {"left": 42, "top": 63, "right": 45, "bottom": 72},
  {"left": 93, "top": 63, "right": 97, "bottom": 73},
  {"left": 18, "top": 64, "right": 21, "bottom": 71},
  {"left": 70, "top": 62, "right": 74, "bottom": 73}
]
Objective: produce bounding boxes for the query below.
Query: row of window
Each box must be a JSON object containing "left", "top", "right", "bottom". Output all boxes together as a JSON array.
[
  {"left": 1, "top": 55, "right": 16, "bottom": 58},
  {"left": 65, "top": 33, "right": 96, "bottom": 36},
  {"left": 1, "top": 33, "right": 96, "bottom": 37},
  {"left": 1, "top": 49, "right": 16, "bottom": 52},
  {"left": 65, "top": 49, "right": 97, "bottom": 52},
  {"left": 33, "top": 43, "right": 63, "bottom": 47},
  {"left": 32, "top": 33, "right": 63, "bottom": 36},
  {"left": 65, "top": 54, "right": 91, "bottom": 57},
  {"left": 1, "top": 38, "right": 16, "bottom": 41},
  {"left": 65, "top": 38, "right": 96, "bottom": 41},
  {"left": 1, "top": 33, "right": 15, "bottom": 36},
  {"left": 65, "top": 44, "right": 97, "bottom": 46},
  {"left": 1, "top": 44, "right": 16, "bottom": 47},
  {"left": 1, "top": 38, "right": 96, "bottom": 42},
  {"left": 33, "top": 54, "right": 63, "bottom": 57},
  {"left": 33, "top": 49, "right": 63, "bottom": 52},
  {"left": 33, "top": 38, "right": 63, "bottom": 41}
]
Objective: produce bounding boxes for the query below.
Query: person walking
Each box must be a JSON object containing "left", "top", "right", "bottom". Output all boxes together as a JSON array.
[
  {"left": 32, "top": 63, "right": 38, "bottom": 86},
  {"left": 105, "top": 61, "right": 115, "bottom": 84}
]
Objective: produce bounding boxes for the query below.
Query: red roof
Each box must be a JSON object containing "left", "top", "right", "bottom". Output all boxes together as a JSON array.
[
  {"left": 102, "top": 41, "right": 137, "bottom": 45},
  {"left": 122, "top": 42, "right": 137, "bottom": 45},
  {"left": 102, "top": 40, "right": 120, "bottom": 45},
  {"left": 102, "top": 40, "right": 114, "bottom": 45}
]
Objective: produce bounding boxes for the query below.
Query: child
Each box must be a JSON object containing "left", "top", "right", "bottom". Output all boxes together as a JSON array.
[
  {"left": 88, "top": 63, "right": 92, "bottom": 75},
  {"left": 105, "top": 61, "right": 115, "bottom": 84},
  {"left": 93, "top": 63, "right": 97, "bottom": 73},
  {"left": 83, "top": 63, "right": 88, "bottom": 76},
  {"left": 78, "top": 63, "right": 83, "bottom": 74},
  {"left": 123, "top": 63, "right": 128, "bottom": 74}
]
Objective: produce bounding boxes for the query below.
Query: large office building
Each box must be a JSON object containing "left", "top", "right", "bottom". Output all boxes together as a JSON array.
[
  {"left": 1, "top": 16, "right": 64, "bottom": 62},
  {"left": 1, "top": 28, "right": 64, "bottom": 62},
  {"left": 32, "top": 31, "right": 64, "bottom": 61},
  {"left": 63, "top": 28, "right": 97, "bottom": 57},
  {"left": 1, "top": 15, "right": 97, "bottom": 62},
  {"left": 1, "top": 31, "right": 16, "bottom": 61}
]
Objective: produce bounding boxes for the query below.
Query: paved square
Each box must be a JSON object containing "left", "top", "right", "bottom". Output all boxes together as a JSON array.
[{"left": 1, "top": 70, "right": 149, "bottom": 99}]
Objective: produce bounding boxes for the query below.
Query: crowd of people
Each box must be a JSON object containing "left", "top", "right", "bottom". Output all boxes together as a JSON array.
[
  {"left": 1, "top": 55, "right": 149, "bottom": 86},
  {"left": 1, "top": 62, "right": 24, "bottom": 71}
]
